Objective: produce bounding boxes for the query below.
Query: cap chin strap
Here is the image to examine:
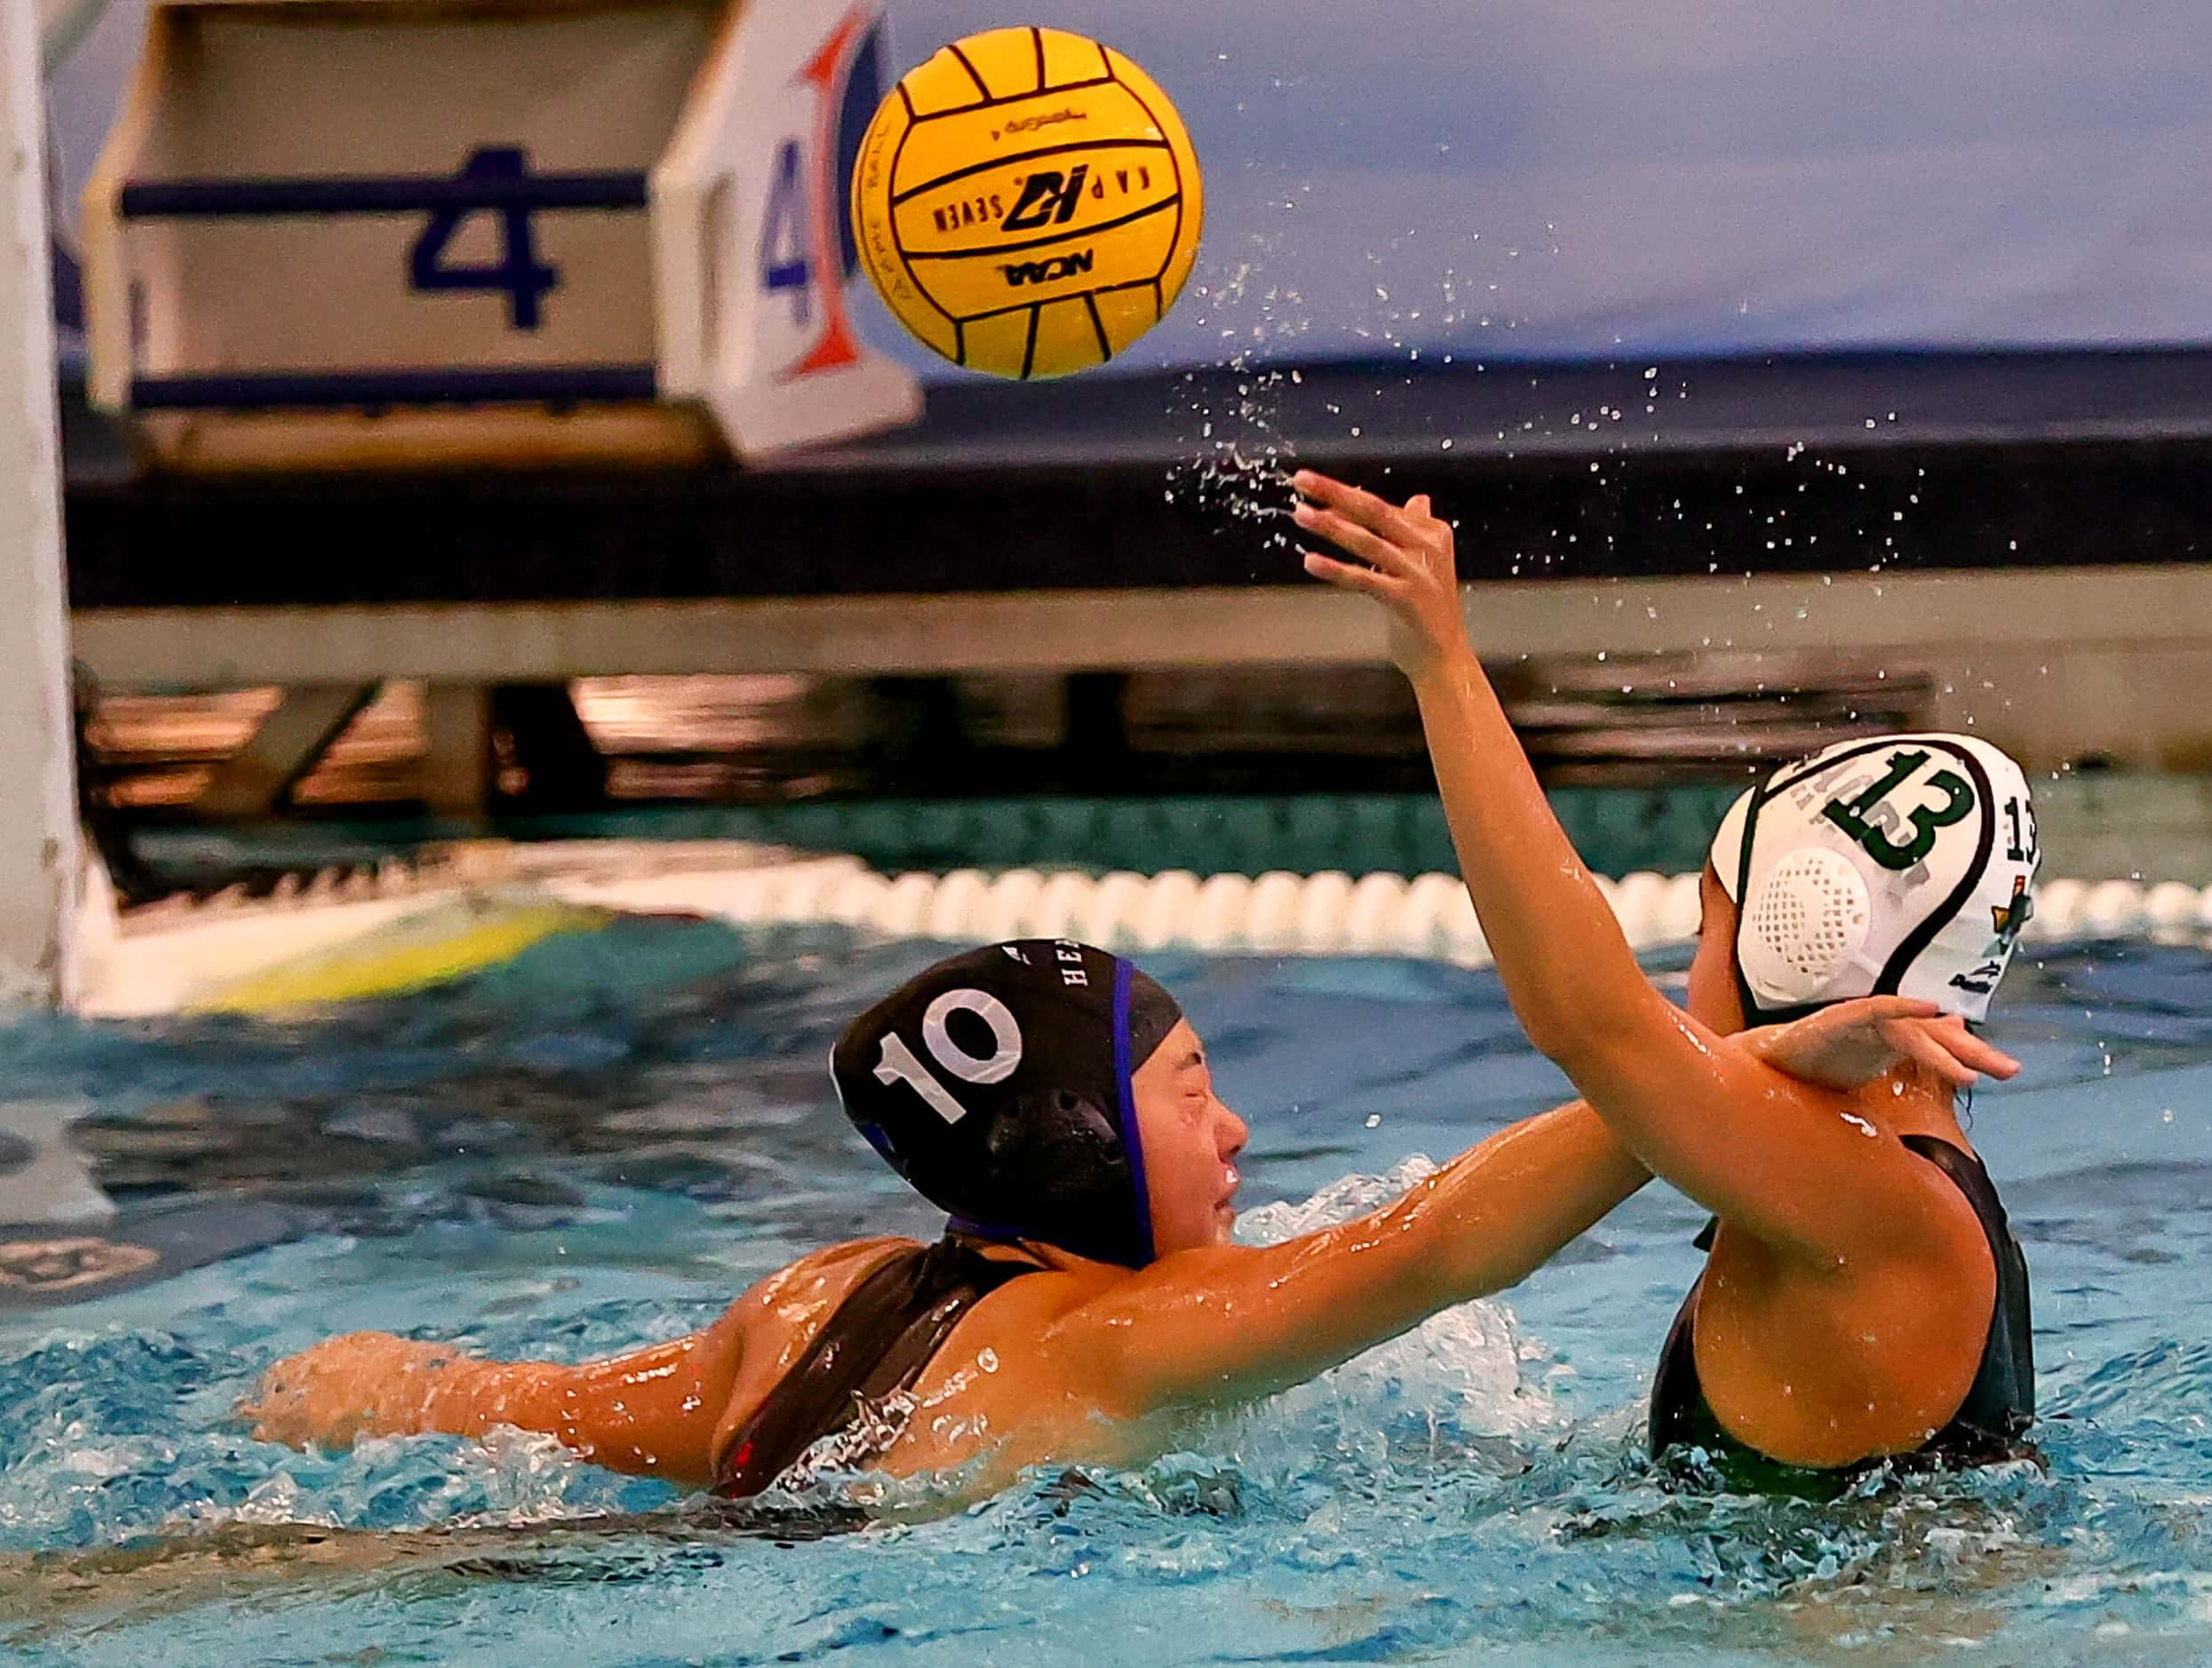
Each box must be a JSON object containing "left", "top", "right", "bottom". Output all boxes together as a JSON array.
[{"left": 1110, "top": 957, "right": 1157, "bottom": 1267}]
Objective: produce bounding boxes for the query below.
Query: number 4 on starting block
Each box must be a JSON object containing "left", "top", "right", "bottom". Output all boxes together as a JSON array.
[{"left": 81, "top": 0, "right": 918, "bottom": 469}]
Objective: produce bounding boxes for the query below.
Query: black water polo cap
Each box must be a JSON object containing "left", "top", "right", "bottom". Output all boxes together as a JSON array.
[{"left": 831, "top": 941, "right": 1185, "bottom": 1267}]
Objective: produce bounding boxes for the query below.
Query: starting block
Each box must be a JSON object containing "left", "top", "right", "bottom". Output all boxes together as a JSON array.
[{"left": 81, "top": 0, "right": 919, "bottom": 469}]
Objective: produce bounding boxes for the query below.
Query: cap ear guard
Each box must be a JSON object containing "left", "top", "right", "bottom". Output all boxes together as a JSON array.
[{"left": 1737, "top": 846, "right": 1876, "bottom": 1008}]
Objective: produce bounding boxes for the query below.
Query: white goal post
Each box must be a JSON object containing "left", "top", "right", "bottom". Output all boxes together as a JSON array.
[{"left": 1, "top": 0, "right": 81, "bottom": 1009}]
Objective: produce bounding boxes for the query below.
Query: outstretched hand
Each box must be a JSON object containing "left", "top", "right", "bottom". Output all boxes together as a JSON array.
[
  {"left": 1292, "top": 470, "right": 1468, "bottom": 679},
  {"left": 242, "top": 1331, "right": 454, "bottom": 1450},
  {"left": 1753, "top": 997, "right": 2022, "bottom": 1092}
]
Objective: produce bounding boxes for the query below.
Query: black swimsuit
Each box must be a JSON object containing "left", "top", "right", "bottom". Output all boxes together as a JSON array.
[
  {"left": 1648, "top": 1135, "right": 2034, "bottom": 1495},
  {"left": 714, "top": 1235, "right": 1041, "bottom": 1498}
]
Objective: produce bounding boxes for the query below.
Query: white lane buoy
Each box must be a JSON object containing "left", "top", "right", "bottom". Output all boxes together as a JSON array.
[
  {"left": 2082, "top": 879, "right": 2145, "bottom": 940},
  {"left": 1345, "top": 871, "right": 1410, "bottom": 955},
  {"left": 1190, "top": 872, "right": 1253, "bottom": 951},
  {"left": 1658, "top": 870, "right": 1704, "bottom": 943},
  {"left": 980, "top": 868, "right": 1046, "bottom": 941},
  {"left": 1612, "top": 870, "right": 1671, "bottom": 950},
  {"left": 1245, "top": 872, "right": 1304, "bottom": 953},
  {"left": 720, "top": 867, "right": 780, "bottom": 925},
  {"left": 1032, "top": 870, "right": 1094, "bottom": 941},
  {"left": 1296, "top": 870, "right": 1356, "bottom": 955},
  {"left": 773, "top": 859, "right": 867, "bottom": 925},
  {"left": 2032, "top": 878, "right": 2085, "bottom": 942},
  {"left": 871, "top": 871, "right": 940, "bottom": 937},
  {"left": 1078, "top": 871, "right": 1150, "bottom": 949},
  {"left": 1440, "top": 883, "right": 1490, "bottom": 967},
  {"left": 2144, "top": 880, "right": 2200, "bottom": 933},
  {"left": 824, "top": 870, "right": 891, "bottom": 927},
  {"left": 1398, "top": 873, "right": 1463, "bottom": 960},
  {"left": 925, "top": 869, "right": 992, "bottom": 941},
  {"left": 1135, "top": 870, "right": 1203, "bottom": 951}
]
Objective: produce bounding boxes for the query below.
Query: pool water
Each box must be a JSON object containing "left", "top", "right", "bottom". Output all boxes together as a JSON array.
[{"left": 4, "top": 920, "right": 2212, "bottom": 1664}]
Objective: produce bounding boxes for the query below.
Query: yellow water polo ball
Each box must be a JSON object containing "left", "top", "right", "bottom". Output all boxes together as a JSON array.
[{"left": 850, "top": 26, "right": 1203, "bottom": 379}]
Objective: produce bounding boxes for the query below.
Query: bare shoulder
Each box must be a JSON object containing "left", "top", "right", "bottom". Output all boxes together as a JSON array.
[
  {"left": 1023, "top": 1245, "right": 1257, "bottom": 1361},
  {"left": 727, "top": 1235, "right": 919, "bottom": 1314},
  {"left": 696, "top": 1235, "right": 934, "bottom": 1468}
]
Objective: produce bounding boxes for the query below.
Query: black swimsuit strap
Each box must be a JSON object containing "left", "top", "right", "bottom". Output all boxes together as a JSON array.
[
  {"left": 713, "top": 1236, "right": 1040, "bottom": 1497},
  {"left": 1898, "top": 1134, "right": 2035, "bottom": 1451}
]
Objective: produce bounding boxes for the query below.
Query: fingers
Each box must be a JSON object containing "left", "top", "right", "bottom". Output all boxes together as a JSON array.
[
  {"left": 1879, "top": 1016, "right": 2020, "bottom": 1088},
  {"left": 1880, "top": 1019, "right": 1977, "bottom": 1089},
  {"left": 1302, "top": 550, "right": 1407, "bottom": 598},
  {"left": 1926, "top": 1019, "right": 2022, "bottom": 1081},
  {"left": 1292, "top": 470, "right": 1421, "bottom": 546},
  {"left": 1891, "top": 1013, "right": 2022, "bottom": 1081},
  {"left": 1852, "top": 997, "right": 1944, "bottom": 1021},
  {"left": 1293, "top": 504, "right": 1416, "bottom": 575}
]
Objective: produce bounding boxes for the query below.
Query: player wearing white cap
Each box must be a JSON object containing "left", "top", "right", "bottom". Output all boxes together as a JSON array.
[{"left": 1297, "top": 469, "right": 2039, "bottom": 1489}]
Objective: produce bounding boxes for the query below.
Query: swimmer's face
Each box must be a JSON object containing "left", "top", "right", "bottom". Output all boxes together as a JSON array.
[
  {"left": 1687, "top": 864, "right": 1748, "bottom": 1035},
  {"left": 1130, "top": 1019, "right": 1249, "bottom": 1257}
]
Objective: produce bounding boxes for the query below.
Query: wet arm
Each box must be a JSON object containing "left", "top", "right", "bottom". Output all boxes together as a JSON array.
[
  {"left": 248, "top": 1313, "right": 750, "bottom": 1489},
  {"left": 1400, "top": 639, "right": 1964, "bottom": 1259},
  {"left": 1075, "top": 1004, "right": 1941, "bottom": 1416},
  {"left": 1086, "top": 1098, "right": 1646, "bottom": 1413},
  {"left": 1292, "top": 471, "right": 1957, "bottom": 1263}
]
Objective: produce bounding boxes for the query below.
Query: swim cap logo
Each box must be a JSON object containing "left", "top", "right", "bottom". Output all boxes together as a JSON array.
[{"left": 1952, "top": 878, "right": 2036, "bottom": 997}]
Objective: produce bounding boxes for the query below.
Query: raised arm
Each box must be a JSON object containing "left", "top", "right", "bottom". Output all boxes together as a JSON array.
[{"left": 1291, "top": 472, "right": 2017, "bottom": 1265}]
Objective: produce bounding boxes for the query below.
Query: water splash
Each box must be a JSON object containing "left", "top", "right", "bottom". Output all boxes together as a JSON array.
[
  {"left": 1229, "top": 1156, "right": 1561, "bottom": 1473},
  {"left": 1161, "top": 358, "right": 1304, "bottom": 560}
]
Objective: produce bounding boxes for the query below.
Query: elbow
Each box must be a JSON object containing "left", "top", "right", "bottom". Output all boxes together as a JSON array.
[
  {"left": 1516, "top": 994, "right": 1611, "bottom": 1073},
  {"left": 1515, "top": 960, "right": 1672, "bottom": 1074}
]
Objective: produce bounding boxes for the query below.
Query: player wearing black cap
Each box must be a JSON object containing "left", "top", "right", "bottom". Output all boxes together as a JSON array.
[{"left": 249, "top": 935, "right": 2008, "bottom": 1504}]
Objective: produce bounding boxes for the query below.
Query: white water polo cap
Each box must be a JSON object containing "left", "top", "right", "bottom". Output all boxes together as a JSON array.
[{"left": 1709, "top": 733, "right": 2041, "bottom": 1022}]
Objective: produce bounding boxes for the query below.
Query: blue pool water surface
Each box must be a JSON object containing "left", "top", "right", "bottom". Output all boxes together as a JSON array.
[{"left": 4, "top": 921, "right": 2212, "bottom": 1664}]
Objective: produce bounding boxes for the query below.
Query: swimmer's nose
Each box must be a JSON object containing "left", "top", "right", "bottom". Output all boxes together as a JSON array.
[{"left": 1219, "top": 1107, "right": 1249, "bottom": 1160}]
